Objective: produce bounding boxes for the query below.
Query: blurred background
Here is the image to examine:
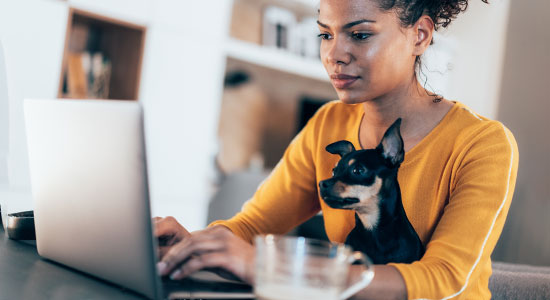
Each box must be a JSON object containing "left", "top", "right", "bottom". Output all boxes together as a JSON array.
[{"left": 0, "top": 0, "right": 548, "bottom": 266}]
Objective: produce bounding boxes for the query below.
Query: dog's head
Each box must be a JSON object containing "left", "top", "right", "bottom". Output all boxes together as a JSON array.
[{"left": 319, "top": 118, "right": 404, "bottom": 211}]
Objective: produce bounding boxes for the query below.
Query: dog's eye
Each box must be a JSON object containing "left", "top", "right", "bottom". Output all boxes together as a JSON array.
[{"left": 352, "top": 167, "right": 366, "bottom": 175}]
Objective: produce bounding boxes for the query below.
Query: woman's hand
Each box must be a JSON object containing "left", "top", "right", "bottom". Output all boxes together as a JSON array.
[
  {"left": 153, "top": 216, "right": 192, "bottom": 259},
  {"left": 156, "top": 224, "right": 256, "bottom": 284}
]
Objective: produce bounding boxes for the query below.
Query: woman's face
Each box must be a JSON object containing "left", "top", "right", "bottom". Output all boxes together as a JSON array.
[{"left": 318, "top": 0, "right": 418, "bottom": 104}]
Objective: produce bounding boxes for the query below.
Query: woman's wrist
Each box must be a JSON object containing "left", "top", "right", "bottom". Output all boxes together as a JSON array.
[{"left": 350, "top": 265, "right": 407, "bottom": 300}]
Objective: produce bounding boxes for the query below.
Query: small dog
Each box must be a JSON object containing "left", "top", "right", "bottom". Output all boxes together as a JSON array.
[{"left": 319, "top": 119, "right": 424, "bottom": 264}]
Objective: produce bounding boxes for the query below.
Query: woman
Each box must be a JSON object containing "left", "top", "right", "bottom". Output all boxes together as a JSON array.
[{"left": 155, "top": 0, "right": 518, "bottom": 298}]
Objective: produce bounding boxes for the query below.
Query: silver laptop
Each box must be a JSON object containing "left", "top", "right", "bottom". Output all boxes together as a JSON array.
[{"left": 24, "top": 99, "right": 253, "bottom": 299}]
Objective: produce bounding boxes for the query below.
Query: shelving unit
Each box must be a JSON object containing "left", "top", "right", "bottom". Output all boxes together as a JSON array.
[
  {"left": 213, "top": 0, "right": 334, "bottom": 234},
  {"left": 225, "top": 38, "right": 329, "bottom": 82},
  {"left": 58, "top": 8, "right": 146, "bottom": 100},
  {"left": 238, "top": 0, "right": 319, "bottom": 21},
  {"left": 220, "top": 0, "right": 336, "bottom": 169}
]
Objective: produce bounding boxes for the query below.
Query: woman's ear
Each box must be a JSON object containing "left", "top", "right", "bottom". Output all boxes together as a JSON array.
[{"left": 412, "top": 15, "right": 435, "bottom": 56}]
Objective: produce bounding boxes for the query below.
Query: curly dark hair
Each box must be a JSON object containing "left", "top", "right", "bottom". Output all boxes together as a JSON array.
[{"left": 375, "top": 0, "right": 489, "bottom": 30}]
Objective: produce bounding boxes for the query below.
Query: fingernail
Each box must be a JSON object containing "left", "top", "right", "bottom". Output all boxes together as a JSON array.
[
  {"left": 157, "top": 262, "right": 167, "bottom": 275},
  {"left": 170, "top": 269, "right": 182, "bottom": 280}
]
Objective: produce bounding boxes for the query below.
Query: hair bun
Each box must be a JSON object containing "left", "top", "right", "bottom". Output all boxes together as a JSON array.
[{"left": 377, "top": 0, "right": 489, "bottom": 29}]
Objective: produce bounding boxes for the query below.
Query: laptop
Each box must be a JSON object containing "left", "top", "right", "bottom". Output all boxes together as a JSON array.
[{"left": 24, "top": 98, "right": 254, "bottom": 299}]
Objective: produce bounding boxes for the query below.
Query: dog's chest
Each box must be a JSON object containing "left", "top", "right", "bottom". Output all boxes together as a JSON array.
[{"left": 345, "top": 213, "right": 425, "bottom": 264}]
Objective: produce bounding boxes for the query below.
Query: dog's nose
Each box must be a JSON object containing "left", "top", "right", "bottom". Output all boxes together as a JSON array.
[{"left": 319, "top": 180, "right": 331, "bottom": 189}]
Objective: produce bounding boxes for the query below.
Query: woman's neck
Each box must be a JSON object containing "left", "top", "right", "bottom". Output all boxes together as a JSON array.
[{"left": 358, "top": 81, "right": 453, "bottom": 151}]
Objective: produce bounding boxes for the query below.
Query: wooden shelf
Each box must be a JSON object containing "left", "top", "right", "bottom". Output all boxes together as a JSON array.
[
  {"left": 58, "top": 8, "right": 146, "bottom": 100},
  {"left": 220, "top": 0, "right": 335, "bottom": 169},
  {"left": 225, "top": 38, "right": 329, "bottom": 82}
]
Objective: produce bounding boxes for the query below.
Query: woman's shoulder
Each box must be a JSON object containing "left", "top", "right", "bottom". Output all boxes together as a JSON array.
[{"left": 445, "top": 101, "right": 517, "bottom": 151}]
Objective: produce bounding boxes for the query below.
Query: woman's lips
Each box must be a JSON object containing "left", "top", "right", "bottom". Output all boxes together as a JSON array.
[{"left": 330, "top": 74, "right": 360, "bottom": 89}]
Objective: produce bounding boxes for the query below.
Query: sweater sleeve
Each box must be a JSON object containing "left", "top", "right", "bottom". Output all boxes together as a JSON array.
[
  {"left": 389, "top": 122, "right": 519, "bottom": 299},
  {"left": 209, "top": 108, "right": 323, "bottom": 244}
]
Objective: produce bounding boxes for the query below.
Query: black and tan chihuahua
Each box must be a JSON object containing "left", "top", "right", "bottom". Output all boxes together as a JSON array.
[{"left": 319, "top": 119, "right": 424, "bottom": 264}]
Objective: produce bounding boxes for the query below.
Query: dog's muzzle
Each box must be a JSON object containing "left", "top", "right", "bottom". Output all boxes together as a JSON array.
[{"left": 319, "top": 179, "right": 359, "bottom": 208}]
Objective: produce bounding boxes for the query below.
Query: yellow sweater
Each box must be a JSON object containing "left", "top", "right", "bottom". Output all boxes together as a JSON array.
[{"left": 211, "top": 101, "right": 519, "bottom": 299}]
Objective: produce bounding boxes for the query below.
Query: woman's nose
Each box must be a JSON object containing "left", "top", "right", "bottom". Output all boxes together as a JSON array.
[{"left": 325, "top": 37, "right": 352, "bottom": 66}]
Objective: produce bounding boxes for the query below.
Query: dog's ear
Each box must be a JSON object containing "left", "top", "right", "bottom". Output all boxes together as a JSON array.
[
  {"left": 376, "top": 118, "right": 404, "bottom": 166},
  {"left": 326, "top": 140, "right": 355, "bottom": 157}
]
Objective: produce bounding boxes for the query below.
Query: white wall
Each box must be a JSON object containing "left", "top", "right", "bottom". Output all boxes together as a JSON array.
[
  {"left": 0, "top": 0, "right": 68, "bottom": 213},
  {"left": 0, "top": 0, "right": 233, "bottom": 230},
  {"left": 421, "top": 0, "right": 511, "bottom": 119},
  {"left": 140, "top": 0, "right": 232, "bottom": 230},
  {"left": 492, "top": 0, "right": 550, "bottom": 266},
  {"left": 0, "top": 42, "right": 8, "bottom": 184},
  {"left": 68, "top": 0, "right": 153, "bottom": 25}
]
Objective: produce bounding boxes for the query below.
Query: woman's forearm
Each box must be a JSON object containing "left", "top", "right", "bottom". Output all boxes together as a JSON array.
[{"left": 350, "top": 265, "right": 407, "bottom": 300}]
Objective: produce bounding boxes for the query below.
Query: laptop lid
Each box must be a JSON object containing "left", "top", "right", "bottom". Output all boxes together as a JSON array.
[{"left": 24, "top": 99, "right": 163, "bottom": 299}]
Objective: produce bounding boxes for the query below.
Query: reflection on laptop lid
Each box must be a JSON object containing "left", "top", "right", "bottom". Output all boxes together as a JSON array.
[{"left": 24, "top": 99, "right": 253, "bottom": 299}]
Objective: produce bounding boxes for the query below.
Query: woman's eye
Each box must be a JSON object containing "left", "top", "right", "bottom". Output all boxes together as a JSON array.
[
  {"left": 317, "top": 33, "right": 332, "bottom": 40},
  {"left": 352, "top": 32, "right": 371, "bottom": 41}
]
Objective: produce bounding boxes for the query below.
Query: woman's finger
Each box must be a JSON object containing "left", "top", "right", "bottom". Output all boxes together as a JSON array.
[
  {"left": 157, "top": 245, "right": 172, "bottom": 259},
  {"left": 169, "top": 252, "right": 233, "bottom": 281},
  {"left": 154, "top": 216, "right": 189, "bottom": 239},
  {"left": 158, "top": 237, "right": 226, "bottom": 276},
  {"left": 159, "top": 229, "right": 226, "bottom": 261}
]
